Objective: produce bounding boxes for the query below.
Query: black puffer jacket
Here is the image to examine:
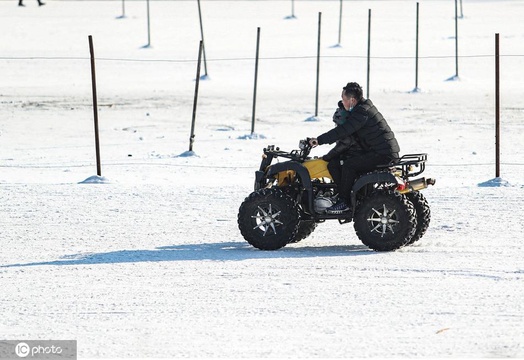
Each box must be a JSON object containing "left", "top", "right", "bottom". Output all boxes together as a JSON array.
[{"left": 317, "top": 99, "right": 400, "bottom": 158}]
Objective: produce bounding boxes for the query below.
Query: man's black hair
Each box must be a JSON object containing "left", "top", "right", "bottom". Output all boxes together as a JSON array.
[{"left": 343, "top": 82, "right": 363, "bottom": 100}]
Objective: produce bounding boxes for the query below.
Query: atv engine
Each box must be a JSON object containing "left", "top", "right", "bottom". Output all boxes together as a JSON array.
[{"left": 313, "top": 189, "right": 336, "bottom": 214}]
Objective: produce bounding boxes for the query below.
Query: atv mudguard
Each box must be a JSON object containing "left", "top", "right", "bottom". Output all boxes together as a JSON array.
[
  {"left": 259, "top": 161, "right": 316, "bottom": 214},
  {"left": 265, "top": 161, "right": 313, "bottom": 191},
  {"left": 264, "top": 158, "right": 331, "bottom": 188},
  {"left": 350, "top": 171, "right": 400, "bottom": 209}
]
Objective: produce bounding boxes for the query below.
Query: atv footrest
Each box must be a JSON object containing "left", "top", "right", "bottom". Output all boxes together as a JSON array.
[{"left": 315, "top": 213, "right": 353, "bottom": 223}]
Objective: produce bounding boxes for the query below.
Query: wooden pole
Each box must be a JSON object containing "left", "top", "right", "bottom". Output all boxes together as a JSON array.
[
  {"left": 88, "top": 35, "right": 102, "bottom": 177},
  {"left": 366, "top": 9, "right": 371, "bottom": 99},
  {"left": 251, "top": 27, "right": 261, "bottom": 135},
  {"left": 495, "top": 33, "right": 500, "bottom": 178},
  {"left": 197, "top": 0, "right": 209, "bottom": 77},
  {"left": 189, "top": 41, "right": 203, "bottom": 152},
  {"left": 315, "top": 12, "right": 321, "bottom": 117}
]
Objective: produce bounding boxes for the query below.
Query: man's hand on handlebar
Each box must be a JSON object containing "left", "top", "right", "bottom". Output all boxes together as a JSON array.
[{"left": 309, "top": 138, "right": 319, "bottom": 147}]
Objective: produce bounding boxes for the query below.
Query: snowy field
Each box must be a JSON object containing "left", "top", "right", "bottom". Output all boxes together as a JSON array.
[{"left": 1, "top": 0, "right": 523, "bottom": 358}]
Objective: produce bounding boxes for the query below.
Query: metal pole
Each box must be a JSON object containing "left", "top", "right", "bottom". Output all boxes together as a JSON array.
[
  {"left": 337, "top": 0, "right": 343, "bottom": 45},
  {"left": 251, "top": 27, "right": 261, "bottom": 135},
  {"left": 315, "top": 12, "right": 321, "bottom": 117},
  {"left": 495, "top": 33, "right": 500, "bottom": 178},
  {"left": 367, "top": 9, "right": 371, "bottom": 99},
  {"left": 459, "top": 0, "right": 464, "bottom": 18},
  {"left": 122, "top": 0, "right": 125, "bottom": 18},
  {"left": 88, "top": 35, "right": 102, "bottom": 177},
  {"left": 189, "top": 41, "right": 203, "bottom": 152},
  {"left": 455, "top": 0, "right": 458, "bottom": 78},
  {"left": 197, "top": 0, "right": 208, "bottom": 77},
  {"left": 415, "top": 2, "right": 419, "bottom": 91},
  {"left": 292, "top": 0, "right": 295, "bottom": 18},
  {"left": 146, "top": 0, "right": 151, "bottom": 47}
]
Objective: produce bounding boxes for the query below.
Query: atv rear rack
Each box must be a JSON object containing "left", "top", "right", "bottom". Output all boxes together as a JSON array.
[{"left": 386, "top": 153, "right": 428, "bottom": 178}]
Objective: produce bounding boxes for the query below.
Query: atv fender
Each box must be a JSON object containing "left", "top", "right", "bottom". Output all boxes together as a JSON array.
[
  {"left": 254, "top": 171, "right": 265, "bottom": 190},
  {"left": 265, "top": 161, "right": 315, "bottom": 213},
  {"left": 266, "top": 161, "right": 313, "bottom": 190},
  {"left": 350, "top": 171, "right": 400, "bottom": 209}
]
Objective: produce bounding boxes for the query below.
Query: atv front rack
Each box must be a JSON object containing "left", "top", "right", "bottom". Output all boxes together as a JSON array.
[{"left": 262, "top": 145, "right": 308, "bottom": 162}]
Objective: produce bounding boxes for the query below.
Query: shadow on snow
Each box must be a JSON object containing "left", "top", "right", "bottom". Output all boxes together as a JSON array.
[{"left": 2, "top": 242, "right": 373, "bottom": 268}]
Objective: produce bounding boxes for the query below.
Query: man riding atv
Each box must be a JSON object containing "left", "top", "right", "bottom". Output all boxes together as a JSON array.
[{"left": 309, "top": 82, "right": 400, "bottom": 215}]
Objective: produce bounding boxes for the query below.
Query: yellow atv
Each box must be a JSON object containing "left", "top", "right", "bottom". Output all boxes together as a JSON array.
[{"left": 238, "top": 139, "right": 435, "bottom": 251}]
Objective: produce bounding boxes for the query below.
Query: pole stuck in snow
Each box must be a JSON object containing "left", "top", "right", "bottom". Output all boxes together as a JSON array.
[
  {"left": 366, "top": 9, "right": 371, "bottom": 99},
  {"left": 454, "top": 0, "right": 459, "bottom": 78},
  {"left": 88, "top": 35, "right": 102, "bottom": 177},
  {"left": 495, "top": 33, "right": 500, "bottom": 178},
  {"left": 251, "top": 27, "right": 261, "bottom": 135},
  {"left": 290, "top": 0, "right": 296, "bottom": 19},
  {"left": 146, "top": 0, "right": 151, "bottom": 47},
  {"left": 189, "top": 41, "right": 203, "bottom": 152},
  {"left": 414, "top": 2, "right": 420, "bottom": 91},
  {"left": 315, "top": 12, "right": 321, "bottom": 117},
  {"left": 337, "top": 0, "right": 343, "bottom": 46}
]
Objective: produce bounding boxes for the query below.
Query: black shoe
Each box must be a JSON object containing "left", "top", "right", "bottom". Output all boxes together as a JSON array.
[
  {"left": 326, "top": 200, "right": 350, "bottom": 214},
  {"left": 38, "top": 1, "right": 45, "bottom": 5}
]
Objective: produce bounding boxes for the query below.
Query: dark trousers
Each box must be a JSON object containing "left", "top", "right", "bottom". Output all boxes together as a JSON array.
[
  {"left": 327, "top": 157, "right": 343, "bottom": 188},
  {"left": 337, "top": 152, "right": 394, "bottom": 203}
]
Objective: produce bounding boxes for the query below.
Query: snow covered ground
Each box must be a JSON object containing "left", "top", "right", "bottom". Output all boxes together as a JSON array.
[{"left": 1, "top": 0, "right": 523, "bottom": 358}]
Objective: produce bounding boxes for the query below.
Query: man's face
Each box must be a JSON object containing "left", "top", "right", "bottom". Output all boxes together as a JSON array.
[{"left": 341, "top": 92, "right": 355, "bottom": 111}]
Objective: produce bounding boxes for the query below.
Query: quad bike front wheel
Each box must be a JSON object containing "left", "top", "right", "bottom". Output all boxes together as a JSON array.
[
  {"left": 238, "top": 188, "right": 300, "bottom": 250},
  {"left": 289, "top": 220, "right": 317, "bottom": 244},
  {"left": 405, "top": 191, "right": 431, "bottom": 245},
  {"left": 354, "top": 190, "right": 417, "bottom": 251}
]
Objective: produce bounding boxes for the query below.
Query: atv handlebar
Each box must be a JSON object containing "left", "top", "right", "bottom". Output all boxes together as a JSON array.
[
  {"left": 299, "top": 138, "right": 313, "bottom": 157},
  {"left": 262, "top": 139, "right": 313, "bottom": 162}
]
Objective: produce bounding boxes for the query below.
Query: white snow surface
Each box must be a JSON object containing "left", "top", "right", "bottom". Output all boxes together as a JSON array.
[{"left": 1, "top": 0, "right": 524, "bottom": 358}]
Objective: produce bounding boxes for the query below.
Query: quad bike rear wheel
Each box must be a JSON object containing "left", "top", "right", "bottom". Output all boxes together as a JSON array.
[
  {"left": 354, "top": 190, "right": 417, "bottom": 251},
  {"left": 405, "top": 191, "right": 431, "bottom": 245},
  {"left": 238, "top": 188, "right": 300, "bottom": 250}
]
